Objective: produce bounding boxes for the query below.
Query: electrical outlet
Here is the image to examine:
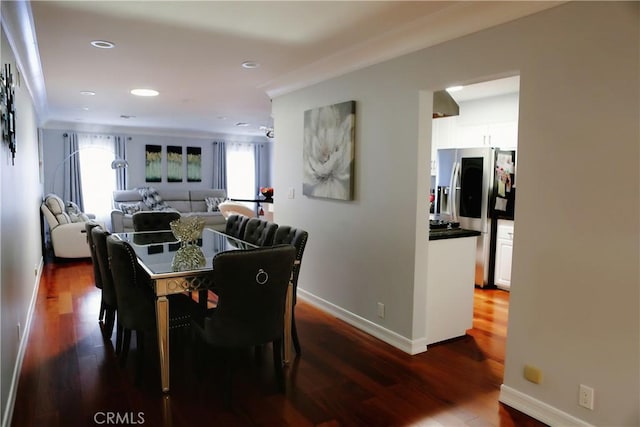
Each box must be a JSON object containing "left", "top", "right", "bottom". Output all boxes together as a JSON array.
[
  {"left": 288, "top": 187, "right": 295, "bottom": 199},
  {"left": 579, "top": 384, "right": 595, "bottom": 410},
  {"left": 16, "top": 323, "right": 21, "bottom": 343},
  {"left": 377, "top": 302, "right": 385, "bottom": 318}
]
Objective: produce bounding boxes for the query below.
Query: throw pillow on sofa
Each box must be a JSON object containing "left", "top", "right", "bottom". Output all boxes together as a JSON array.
[
  {"left": 205, "top": 196, "right": 226, "bottom": 212},
  {"left": 119, "top": 202, "right": 144, "bottom": 215},
  {"left": 138, "top": 187, "right": 171, "bottom": 211}
]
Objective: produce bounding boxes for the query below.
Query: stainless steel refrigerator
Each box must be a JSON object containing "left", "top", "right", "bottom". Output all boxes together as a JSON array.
[{"left": 435, "top": 147, "right": 516, "bottom": 287}]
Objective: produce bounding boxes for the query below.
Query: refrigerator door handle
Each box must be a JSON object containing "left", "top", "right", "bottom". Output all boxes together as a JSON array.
[{"left": 449, "top": 161, "right": 460, "bottom": 221}]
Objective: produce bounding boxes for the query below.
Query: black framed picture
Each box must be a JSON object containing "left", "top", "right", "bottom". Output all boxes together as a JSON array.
[
  {"left": 187, "top": 146, "right": 201, "bottom": 182},
  {"left": 167, "top": 145, "right": 183, "bottom": 182},
  {"left": 145, "top": 144, "right": 162, "bottom": 182},
  {"left": 1, "top": 63, "right": 16, "bottom": 164}
]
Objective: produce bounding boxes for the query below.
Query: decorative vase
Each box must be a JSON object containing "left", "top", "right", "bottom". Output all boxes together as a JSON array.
[
  {"left": 170, "top": 216, "right": 205, "bottom": 247},
  {"left": 171, "top": 245, "right": 206, "bottom": 271}
]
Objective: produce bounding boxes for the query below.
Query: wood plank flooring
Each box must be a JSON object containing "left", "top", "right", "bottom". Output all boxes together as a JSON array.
[{"left": 11, "top": 260, "right": 547, "bottom": 426}]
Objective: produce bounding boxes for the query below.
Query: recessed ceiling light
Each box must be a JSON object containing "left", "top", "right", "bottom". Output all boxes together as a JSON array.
[
  {"left": 217, "top": 116, "right": 227, "bottom": 120},
  {"left": 235, "top": 122, "right": 249, "bottom": 127},
  {"left": 80, "top": 90, "right": 96, "bottom": 96},
  {"left": 130, "top": 88, "right": 159, "bottom": 97},
  {"left": 82, "top": 107, "right": 89, "bottom": 111},
  {"left": 446, "top": 85, "right": 464, "bottom": 93},
  {"left": 91, "top": 40, "right": 115, "bottom": 49},
  {"left": 241, "top": 61, "right": 260, "bottom": 69}
]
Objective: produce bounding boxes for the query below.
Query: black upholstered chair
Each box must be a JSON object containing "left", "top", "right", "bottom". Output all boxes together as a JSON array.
[
  {"left": 191, "top": 245, "right": 296, "bottom": 405},
  {"left": 106, "top": 235, "right": 157, "bottom": 374},
  {"left": 224, "top": 214, "right": 249, "bottom": 239},
  {"left": 273, "top": 226, "right": 308, "bottom": 355},
  {"left": 132, "top": 211, "right": 181, "bottom": 232},
  {"left": 91, "top": 226, "right": 120, "bottom": 347},
  {"left": 85, "top": 221, "right": 105, "bottom": 321},
  {"left": 106, "top": 235, "right": 196, "bottom": 378},
  {"left": 242, "top": 218, "right": 277, "bottom": 246}
]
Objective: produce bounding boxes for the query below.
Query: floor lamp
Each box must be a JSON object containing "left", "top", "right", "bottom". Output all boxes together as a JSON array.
[{"left": 49, "top": 149, "right": 128, "bottom": 195}]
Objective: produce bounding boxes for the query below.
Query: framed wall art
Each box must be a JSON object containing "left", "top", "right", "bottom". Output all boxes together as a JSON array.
[
  {"left": 145, "top": 144, "right": 162, "bottom": 182},
  {"left": 1, "top": 63, "right": 16, "bottom": 165},
  {"left": 187, "top": 146, "right": 201, "bottom": 182},
  {"left": 303, "top": 100, "right": 355, "bottom": 200},
  {"left": 167, "top": 145, "right": 183, "bottom": 182}
]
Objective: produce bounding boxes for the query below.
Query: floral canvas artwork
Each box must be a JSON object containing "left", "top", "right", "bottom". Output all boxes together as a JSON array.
[
  {"left": 145, "top": 144, "right": 162, "bottom": 182},
  {"left": 167, "top": 145, "right": 183, "bottom": 182},
  {"left": 303, "top": 100, "right": 355, "bottom": 200}
]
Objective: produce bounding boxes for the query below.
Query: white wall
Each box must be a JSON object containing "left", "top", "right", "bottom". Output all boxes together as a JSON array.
[
  {"left": 0, "top": 24, "right": 44, "bottom": 426},
  {"left": 272, "top": 2, "right": 639, "bottom": 426}
]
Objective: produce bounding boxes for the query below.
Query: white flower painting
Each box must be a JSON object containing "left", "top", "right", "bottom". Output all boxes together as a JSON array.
[{"left": 303, "top": 101, "right": 355, "bottom": 200}]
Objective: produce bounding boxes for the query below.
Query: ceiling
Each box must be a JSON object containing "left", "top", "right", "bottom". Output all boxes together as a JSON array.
[{"left": 6, "top": 1, "right": 561, "bottom": 138}]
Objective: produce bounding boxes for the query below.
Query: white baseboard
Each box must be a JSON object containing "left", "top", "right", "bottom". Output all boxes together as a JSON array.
[
  {"left": 2, "top": 257, "right": 43, "bottom": 427},
  {"left": 298, "top": 289, "right": 428, "bottom": 355},
  {"left": 499, "top": 385, "right": 594, "bottom": 427}
]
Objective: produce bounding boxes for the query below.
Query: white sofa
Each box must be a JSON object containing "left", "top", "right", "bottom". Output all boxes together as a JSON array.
[
  {"left": 41, "top": 194, "right": 100, "bottom": 258},
  {"left": 111, "top": 188, "right": 227, "bottom": 233}
]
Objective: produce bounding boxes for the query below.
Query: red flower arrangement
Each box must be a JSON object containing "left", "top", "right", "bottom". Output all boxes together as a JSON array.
[{"left": 260, "top": 187, "right": 274, "bottom": 198}]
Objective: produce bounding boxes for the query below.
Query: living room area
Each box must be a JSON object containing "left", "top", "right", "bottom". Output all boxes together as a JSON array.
[{"left": 39, "top": 128, "right": 273, "bottom": 258}]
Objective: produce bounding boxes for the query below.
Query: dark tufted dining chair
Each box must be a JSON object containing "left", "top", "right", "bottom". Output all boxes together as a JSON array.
[
  {"left": 132, "top": 211, "right": 181, "bottom": 232},
  {"left": 106, "top": 235, "right": 196, "bottom": 381},
  {"left": 242, "top": 218, "right": 277, "bottom": 246},
  {"left": 224, "top": 214, "right": 249, "bottom": 239},
  {"left": 106, "top": 235, "right": 156, "bottom": 376},
  {"left": 190, "top": 245, "right": 296, "bottom": 405},
  {"left": 273, "top": 225, "right": 309, "bottom": 355},
  {"left": 91, "top": 226, "right": 120, "bottom": 348},
  {"left": 85, "top": 221, "right": 105, "bottom": 321}
]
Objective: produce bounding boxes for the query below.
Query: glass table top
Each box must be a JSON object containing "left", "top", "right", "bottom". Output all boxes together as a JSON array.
[{"left": 114, "top": 228, "right": 257, "bottom": 278}]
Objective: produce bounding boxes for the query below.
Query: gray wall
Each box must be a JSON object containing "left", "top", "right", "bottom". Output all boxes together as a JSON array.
[
  {"left": 272, "top": 2, "right": 639, "bottom": 425},
  {"left": 0, "top": 25, "right": 44, "bottom": 426},
  {"left": 41, "top": 129, "right": 272, "bottom": 197}
]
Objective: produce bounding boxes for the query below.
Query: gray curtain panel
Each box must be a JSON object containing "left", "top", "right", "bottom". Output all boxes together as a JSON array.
[
  {"left": 63, "top": 132, "right": 84, "bottom": 210},
  {"left": 212, "top": 140, "right": 227, "bottom": 190},
  {"left": 114, "top": 136, "right": 128, "bottom": 190},
  {"left": 254, "top": 142, "right": 266, "bottom": 196}
]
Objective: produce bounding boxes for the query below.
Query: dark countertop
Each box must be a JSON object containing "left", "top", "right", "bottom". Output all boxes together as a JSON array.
[{"left": 429, "top": 228, "right": 481, "bottom": 241}]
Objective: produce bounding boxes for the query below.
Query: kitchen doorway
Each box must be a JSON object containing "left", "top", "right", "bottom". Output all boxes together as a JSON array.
[
  {"left": 427, "top": 75, "right": 520, "bottom": 360},
  {"left": 430, "top": 75, "right": 519, "bottom": 291}
]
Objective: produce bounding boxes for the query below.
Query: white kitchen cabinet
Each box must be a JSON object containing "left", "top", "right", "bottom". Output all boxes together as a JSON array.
[
  {"left": 426, "top": 235, "right": 476, "bottom": 345},
  {"left": 494, "top": 220, "right": 514, "bottom": 289},
  {"left": 456, "top": 121, "right": 518, "bottom": 149},
  {"left": 431, "top": 116, "right": 458, "bottom": 175},
  {"left": 432, "top": 116, "right": 458, "bottom": 149}
]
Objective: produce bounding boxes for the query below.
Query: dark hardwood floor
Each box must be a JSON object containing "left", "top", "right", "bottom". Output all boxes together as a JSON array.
[{"left": 11, "top": 260, "right": 547, "bottom": 426}]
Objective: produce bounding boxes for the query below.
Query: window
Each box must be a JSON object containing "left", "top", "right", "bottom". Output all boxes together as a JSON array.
[
  {"left": 78, "top": 134, "right": 116, "bottom": 225},
  {"left": 226, "top": 142, "right": 256, "bottom": 208}
]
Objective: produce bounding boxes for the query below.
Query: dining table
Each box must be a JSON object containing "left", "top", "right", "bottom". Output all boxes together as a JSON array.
[{"left": 113, "top": 227, "right": 295, "bottom": 393}]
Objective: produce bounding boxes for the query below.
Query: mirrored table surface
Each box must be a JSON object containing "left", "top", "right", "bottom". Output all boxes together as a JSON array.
[{"left": 114, "top": 228, "right": 257, "bottom": 279}]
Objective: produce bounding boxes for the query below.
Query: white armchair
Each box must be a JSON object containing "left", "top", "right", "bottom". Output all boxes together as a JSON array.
[
  {"left": 41, "top": 194, "right": 100, "bottom": 258},
  {"left": 218, "top": 201, "right": 257, "bottom": 219}
]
